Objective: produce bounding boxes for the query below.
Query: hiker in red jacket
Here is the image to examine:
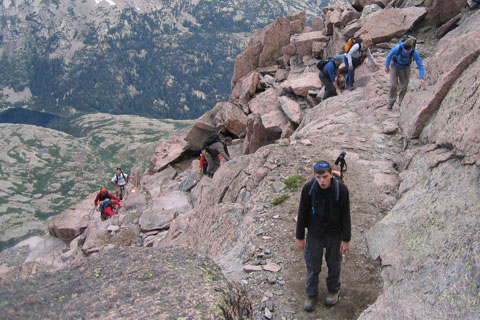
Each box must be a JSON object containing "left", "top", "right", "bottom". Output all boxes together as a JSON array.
[
  {"left": 94, "top": 188, "right": 120, "bottom": 208},
  {"left": 99, "top": 198, "right": 121, "bottom": 220}
]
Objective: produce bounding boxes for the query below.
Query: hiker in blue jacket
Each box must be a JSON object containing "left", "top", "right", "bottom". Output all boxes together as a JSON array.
[
  {"left": 319, "top": 55, "right": 344, "bottom": 100},
  {"left": 385, "top": 37, "right": 425, "bottom": 110}
]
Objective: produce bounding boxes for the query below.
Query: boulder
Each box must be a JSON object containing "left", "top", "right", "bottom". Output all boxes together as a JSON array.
[
  {"left": 184, "top": 107, "right": 219, "bottom": 150},
  {"left": 139, "top": 190, "right": 192, "bottom": 232},
  {"left": 435, "top": 14, "right": 461, "bottom": 39},
  {"left": 231, "top": 71, "right": 261, "bottom": 106},
  {"left": 400, "top": 48, "right": 480, "bottom": 142},
  {"left": 362, "top": 151, "right": 480, "bottom": 320},
  {"left": 231, "top": 43, "right": 263, "bottom": 90},
  {"left": 48, "top": 193, "right": 96, "bottom": 243},
  {"left": 343, "top": 20, "right": 362, "bottom": 38},
  {"left": 311, "top": 16, "right": 324, "bottom": 31},
  {"left": 214, "top": 102, "right": 248, "bottom": 137},
  {"left": 279, "top": 96, "right": 302, "bottom": 125},
  {"left": 243, "top": 114, "right": 281, "bottom": 155},
  {"left": 149, "top": 136, "right": 188, "bottom": 173},
  {"left": 281, "top": 73, "right": 323, "bottom": 97},
  {"left": 290, "top": 31, "right": 329, "bottom": 57},
  {"left": 274, "top": 69, "right": 289, "bottom": 82},
  {"left": 311, "top": 41, "right": 327, "bottom": 58},
  {"left": 426, "top": 10, "right": 480, "bottom": 81},
  {"left": 354, "top": 7, "right": 427, "bottom": 43}
]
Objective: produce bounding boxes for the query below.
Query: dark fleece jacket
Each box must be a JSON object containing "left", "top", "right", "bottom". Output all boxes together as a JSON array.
[{"left": 296, "top": 178, "right": 351, "bottom": 242}]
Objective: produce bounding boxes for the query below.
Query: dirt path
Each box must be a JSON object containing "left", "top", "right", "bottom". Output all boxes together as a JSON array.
[{"left": 235, "top": 91, "right": 405, "bottom": 319}]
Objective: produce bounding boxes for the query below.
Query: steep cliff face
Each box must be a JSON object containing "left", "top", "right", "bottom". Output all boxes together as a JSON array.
[{"left": 1, "top": 2, "right": 479, "bottom": 320}]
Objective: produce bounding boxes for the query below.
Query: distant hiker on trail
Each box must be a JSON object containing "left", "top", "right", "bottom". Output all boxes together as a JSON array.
[
  {"left": 343, "top": 36, "right": 380, "bottom": 91},
  {"left": 94, "top": 188, "right": 121, "bottom": 221},
  {"left": 296, "top": 161, "right": 351, "bottom": 312},
  {"left": 202, "top": 134, "right": 232, "bottom": 178},
  {"left": 385, "top": 36, "right": 425, "bottom": 110},
  {"left": 110, "top": 167, "right": 128, "bottom": 200},
  {"left": 318, "top": 55, "right": 344, "bottom": 100}
]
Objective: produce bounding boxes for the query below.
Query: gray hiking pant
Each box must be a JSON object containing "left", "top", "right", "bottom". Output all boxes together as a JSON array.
[
  {"left": 304, "top": 233, "right": 342, "bottom": 297},
  {"left": 319, "top": 71, "right": 338, "bottom": 100},
  {"left": 205, "top": 152, "right": 220, "bottom": 176},
  {"left": 388, "top": 64, "right": 411, "bottom": 106}
]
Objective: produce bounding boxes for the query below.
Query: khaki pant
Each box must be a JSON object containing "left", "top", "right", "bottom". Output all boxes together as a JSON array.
[
  {"left": 388, "top": 64, "right": 411, "bottom": 106},
  {"left": 115, "top": 185, "right": 126, "bottom": 200}
]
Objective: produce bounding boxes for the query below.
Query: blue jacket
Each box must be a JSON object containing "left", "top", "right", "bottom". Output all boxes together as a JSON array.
[
  {"left": 322, "top": 60, "right": 337, "bottom": 82},
  {"left": 385, "top": 43, "right": 425, "bottom": 79}
]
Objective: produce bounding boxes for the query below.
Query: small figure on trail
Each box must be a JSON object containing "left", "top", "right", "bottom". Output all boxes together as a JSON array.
[
  {"left": 201, "top": 133, "right": 232, "bottom": 178},
  {"left": 296, "top": 161, "right": 351, "bottom": 312},
  {"left": 318, "top": 55, "right": 344, "bottom": 100},
  {"left": 94, "top": 188, "right": 121, "bottom": 221},
  {"left": 343, "top": 36, "right": 380, "bottom": 91},
  {"left": 110, "top": 167, "right": 128, "bottom": 200},
  {"left": 385, "top": 36, "right": 425, "bottom": 110}
]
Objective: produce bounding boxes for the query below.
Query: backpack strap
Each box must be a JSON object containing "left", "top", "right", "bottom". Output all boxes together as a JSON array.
[
  {"left": 335, "top": 178, "right": 340, "bottom": 202},
  {"left": 308, "top": 178, "right": 317, "bottom": 215}
]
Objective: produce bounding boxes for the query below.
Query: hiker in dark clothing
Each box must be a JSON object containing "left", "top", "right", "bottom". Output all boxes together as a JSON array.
[
  {"left": 204, "top": 136, "right": 232, "bottom": 177},
  {"left": 319, "top": 55, "right": 344, "bottom": 100},
  {"left": 296, "top": 161, "right": 351, "bottom": 312}
]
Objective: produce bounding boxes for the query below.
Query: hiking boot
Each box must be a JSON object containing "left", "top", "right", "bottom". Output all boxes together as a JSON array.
[
  {"left": 348, "top": 83, "right": 355, "bottom": 91},
  {"left": 325, "top": 291, "right": 339, "bottom": 306},
  {"left": 304, "top": 296, "right": 317, "bottom": 312},
  {"left": 387, "top": 103, "right": 394, "bottom": 110}
]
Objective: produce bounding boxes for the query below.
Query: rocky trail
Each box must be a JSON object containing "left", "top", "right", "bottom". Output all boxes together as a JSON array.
[{"left": 1, "top": 2, "right": 479, "bottom": 319}]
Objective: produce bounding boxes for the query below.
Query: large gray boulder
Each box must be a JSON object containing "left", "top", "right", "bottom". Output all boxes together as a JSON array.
[
  {"left": 48, "top": 193, "right": 96, "bottom": 243},
  {"left": 354, "top": 7, "right": 427, "bottom": 42},
  {"left": 139, "top": 190, "right": 192, "bottom": 232}
]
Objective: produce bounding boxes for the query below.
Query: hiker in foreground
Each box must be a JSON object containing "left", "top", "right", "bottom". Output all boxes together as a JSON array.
[
  {"left": 318, "top": 55, "right": 344, "bottom": 100},
  {"left": 94, "top": 188, "right": 121, "bottom": 220},
  {"left": 110, "top": 167, "right": 128, "bottom": 200},
  {"left": 296, "top": 161, "right": 351, "bottom": 312},
  {"left": 385, "top": 36, "right": 425, "bottom": 110},
  {"left": 343, "top": 36, "right": 380, "bottom": 91},
  {"left": 202, "top": 134, "right": 232, "bottom": 178}
]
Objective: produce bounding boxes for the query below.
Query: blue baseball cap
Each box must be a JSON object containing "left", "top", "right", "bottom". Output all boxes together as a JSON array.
[{"left": 334, "top": 55, "right": 344, "bottom": 62}]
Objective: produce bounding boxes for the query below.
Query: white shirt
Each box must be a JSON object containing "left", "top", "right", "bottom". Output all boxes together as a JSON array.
[{"left": 111, "top": 173, "right": 128, "bottom": 186}]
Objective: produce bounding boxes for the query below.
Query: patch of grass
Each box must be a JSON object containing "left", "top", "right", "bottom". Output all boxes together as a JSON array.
[
  {"left": 273, "top": 194, "right": 289, "bottom": 206},
  {"left": 283, "top": 175, "right": 306, "bottom": 191}
]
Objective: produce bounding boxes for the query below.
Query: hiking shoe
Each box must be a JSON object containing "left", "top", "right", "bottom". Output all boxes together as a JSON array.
[
  {"left": 348, "top": 83, "right": 355, "bottom": 91},
  {"left": 387, "top": 103, "right": 394, "bottom": 110},
  {"left": 304, "top": 296, "right": 317, "bottom": 312},
  {"left": 325, "top": 291, "right": 339, "bottom": 306}
]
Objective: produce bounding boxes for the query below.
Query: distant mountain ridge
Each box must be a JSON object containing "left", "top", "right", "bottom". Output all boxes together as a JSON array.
[{"left": 0, "top": 0, "right": 329, "bottom": 121}]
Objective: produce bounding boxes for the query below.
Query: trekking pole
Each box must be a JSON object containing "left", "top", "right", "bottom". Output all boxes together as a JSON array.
[{"left": 335, "top": 152, "right": 347, "bottom": 182}]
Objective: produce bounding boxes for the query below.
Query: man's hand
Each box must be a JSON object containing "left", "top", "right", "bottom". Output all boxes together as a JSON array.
[
  {"left": 340, "top": 241, "right": 350, "bottom": 254},
  {"left": 385, "top": 66, "right": 390, "bottom": 74},
  {"left": 297, "top": 239, "right": 306, "bottom": 251},
  {"left": 349, "top": 65, "right": 353, "bottom": 70},
  {"left": 336, "top": 89, "right": 342, "bottom": 95}
]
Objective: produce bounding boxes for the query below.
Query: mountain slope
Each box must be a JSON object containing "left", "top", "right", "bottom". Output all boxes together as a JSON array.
[
  {"left": 0, "top": 114, "right": 191, "bottom": 250},
  {"left": 0, "top": 0, "right": 329, "bottom": 120}
]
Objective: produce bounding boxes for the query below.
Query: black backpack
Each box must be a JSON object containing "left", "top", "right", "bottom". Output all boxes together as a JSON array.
[
  {"left": 395, "top": 34, "right": 417, "bottom": 65},
  {"left": 316, "top": 58, "right": 334, "bottom": 72},
  {"left": 201, "top": 132, "right": 221, "bottom": 151}
]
